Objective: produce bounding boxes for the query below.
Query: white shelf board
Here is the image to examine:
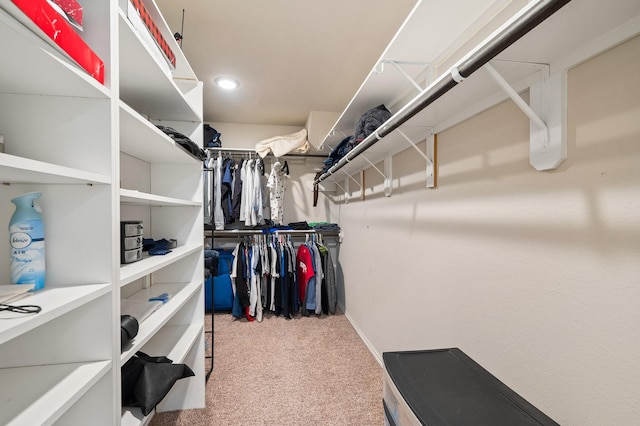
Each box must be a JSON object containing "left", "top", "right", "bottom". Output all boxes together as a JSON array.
[
  {"left": 118, "top": 9, "right": 201, "bottom": 123},
  {"left": 119, "top": 103, "right": 201, "bottom": 165},
  {"left": 120, "top": 281, "right": 202, "bottom": 363},
  {"left": 142, "top": 324, "right": 203, "bottom": 363},
  {"left": 322, "top": 62, "right": 429, "bottom": 148},
  {"left": 319, "top": 0, "right": 640, "bottom": 182},
  {"left": 120, "top": 189, "right": 201, "bottom": 207},
  {"left": 141, "top": 0, "right": 198, "bottom": 83},
  {"left": 121, "top": 407, "right": 153, "bottom": 426},
  {"left": 0, "top": 153, "right": 111, "bottom": 185},
  {"left": 419, "top": 0, "right": 640, "bottom": 134},
  {"left": 321, "top": 0, "right": 503, "bottom": 149},
  {"left": 0, "top": 2, "right": 110, "bottom": 99},
  {"left": 492, "top": 0, "right": 640, "bottom": 70},
  {"left": 0, "top": 284, "right": 111, "bottom": 345},
  {"left": 120, "top": 244, "right": 202, "bottom": 286},
  {"left": 323, "top": 0, "right": 501, "bottom": 148},
  {"left": 0, "top": 360, "right": 111, "bottom": 426}
]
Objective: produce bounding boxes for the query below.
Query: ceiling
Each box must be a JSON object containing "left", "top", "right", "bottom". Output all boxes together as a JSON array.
[{"left": 155, "top": 0, "right": 418, "bottom": 126}]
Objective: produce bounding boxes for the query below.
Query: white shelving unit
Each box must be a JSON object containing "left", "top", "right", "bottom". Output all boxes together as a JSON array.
[
  {"left": 0, "top": 0, "right": 204, "bottom": 424},
  {"left": 318, "top": 0, "right": 640, "bottom": 194}
]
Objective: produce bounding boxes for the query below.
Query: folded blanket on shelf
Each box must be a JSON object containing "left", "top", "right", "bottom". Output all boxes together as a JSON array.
[{"left": 255, "top": 128, "right": 310, "bottom": 158}]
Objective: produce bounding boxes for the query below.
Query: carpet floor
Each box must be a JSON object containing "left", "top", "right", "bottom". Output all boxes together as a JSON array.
[{"left": 150, "top": 310, "right": 384, "bottom": 426}]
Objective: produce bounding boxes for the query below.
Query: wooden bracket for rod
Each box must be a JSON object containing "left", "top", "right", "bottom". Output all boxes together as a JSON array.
[{"left": 427, "top": 133, "right": 437, "bottom": 188}]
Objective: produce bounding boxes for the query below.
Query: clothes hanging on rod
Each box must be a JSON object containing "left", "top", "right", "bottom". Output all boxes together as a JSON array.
[
  {"left": 223, "top": 232, "right": 337, "bottom": 322},
  {"left": 231, "top": 158, "right": 243, "bottom": 221},
  {"left": 204, "top": 151, "right": 272, "bottom": 229},
  {"left": 213, "top": 155, "right": 224, "bottom": 230},
  {"left": 267, "top": 160, "right": 289, "bottom": 225},
  {"left": 203, "top": 150, "right": 289, "bottom": 230}
]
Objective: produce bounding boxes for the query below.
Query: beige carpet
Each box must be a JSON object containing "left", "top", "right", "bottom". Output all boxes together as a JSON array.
[{"left": 150, "top": 310, "right": 384, "bottom": 426}]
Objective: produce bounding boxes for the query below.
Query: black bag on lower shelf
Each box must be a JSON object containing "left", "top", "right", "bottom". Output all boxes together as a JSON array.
[{"left": 122, "top": 351, "right": 195, "bottom": 416}]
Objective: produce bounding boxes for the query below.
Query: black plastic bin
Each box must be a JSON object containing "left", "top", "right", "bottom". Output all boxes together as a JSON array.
[{"left": 382, "top": 348, "right": 559, "bottom": 426}]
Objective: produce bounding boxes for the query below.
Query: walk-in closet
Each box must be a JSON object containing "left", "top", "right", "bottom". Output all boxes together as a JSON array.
[{"left": 0, "top": 0, "right": 638, "bottom": 424}]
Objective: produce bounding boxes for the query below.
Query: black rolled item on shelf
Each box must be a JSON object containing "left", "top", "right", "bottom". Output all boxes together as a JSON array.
[{"left": 120, "top": 315, "right": 139, "bottom": 351}]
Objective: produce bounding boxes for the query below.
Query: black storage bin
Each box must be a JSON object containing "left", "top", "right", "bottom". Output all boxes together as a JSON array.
[{"left": 382, "top": 348, "right": 559, "bottom": 426}]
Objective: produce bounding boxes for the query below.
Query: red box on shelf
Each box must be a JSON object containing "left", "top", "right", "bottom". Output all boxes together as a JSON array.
[
  {"left": 128, "top": 0, "right": 176, "bottom": 69},
  {"left": 50, "top": 0, "right": 84, "bottom": 29},
  {"left": 11, "top": 0, "right": 104, "bottom": 84}
]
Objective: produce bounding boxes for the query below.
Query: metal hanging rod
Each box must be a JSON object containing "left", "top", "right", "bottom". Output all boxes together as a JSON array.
[
  {"left": 211, "top": 229, "right": 340, "bottom": 237},
  {"left": 315, "top": 0, "right": 571, "bottom": 184},
  {"left": 205, "top": 146, "right": 326, "bottom": 158},
  {"left": 205, "top": 147, "right": 256, "bottom": 152}
]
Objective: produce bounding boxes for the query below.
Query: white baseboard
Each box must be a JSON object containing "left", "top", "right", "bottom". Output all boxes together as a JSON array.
[{"left": 341, "top": 306, "right": 383, "bottom": 367}]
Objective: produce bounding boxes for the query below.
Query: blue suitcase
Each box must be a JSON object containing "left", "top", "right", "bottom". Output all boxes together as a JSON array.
[{"left": 205, "top": 249, "right": 234, "bottom": 311}]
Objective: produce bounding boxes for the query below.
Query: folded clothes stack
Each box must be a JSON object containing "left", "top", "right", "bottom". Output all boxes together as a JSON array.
[
  {"left": 143, "top": 238, "right": 177, "bottom": 255},
  {"left": 309, "top": 222, "right": 341, "bottom": 232},
  {"left": 287, "top": 221, "right": 311, "bottom": 230}
]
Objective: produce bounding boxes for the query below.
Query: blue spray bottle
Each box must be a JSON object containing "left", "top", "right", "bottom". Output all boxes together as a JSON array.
[{"left": 9, "top": 192, "right": 45, "bottom": 290}]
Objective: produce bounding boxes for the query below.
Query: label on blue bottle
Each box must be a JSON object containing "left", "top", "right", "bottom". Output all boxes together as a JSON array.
[{"left": 10, "top": 219, "right": 45, "bottom": 290}]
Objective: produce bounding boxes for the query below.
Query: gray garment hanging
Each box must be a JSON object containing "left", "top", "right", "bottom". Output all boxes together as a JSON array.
[{"left": 213, "top": 156, "right": 224, "bottom": 230}]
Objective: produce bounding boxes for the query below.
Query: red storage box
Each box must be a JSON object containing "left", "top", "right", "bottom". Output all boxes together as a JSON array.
[
  {"left": 50, "top": 0, "right": 83, "bottom": 29},
  {"left": 10, "top": 0, "right": 104, "bottom": 84},
  {"left": 128, "top": 0, "right": 176, "bottom": 69}
]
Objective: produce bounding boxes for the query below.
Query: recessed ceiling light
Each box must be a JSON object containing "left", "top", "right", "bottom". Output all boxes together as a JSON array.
[{"left": 215, "top": 77, "right": 239, "bottom": 90}]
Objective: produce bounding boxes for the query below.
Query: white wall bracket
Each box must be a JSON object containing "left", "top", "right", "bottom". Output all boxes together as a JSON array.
[
  {"left": 397, "top": 129, "right": 436, "bottom": 188},
  {"left": 328, "top": 176, "right": 349, "bottom": 204},
  {"left": 343, "top": 176, "right": 350, "bottom": 204},
  {"left": 362, "top": 153, "right": 393, "bottom": 197},
  {"left": 484, "top": 62, "right": 567, "bottom": 171},
  {"left": 344, "top": 170, "right": 362, "bottom": 191},
  {"left": 374, "top": 60, "right": 430, "bottom": 93},
  {"left": 529, "top": 70, "right": 567, "bottom": 170}
]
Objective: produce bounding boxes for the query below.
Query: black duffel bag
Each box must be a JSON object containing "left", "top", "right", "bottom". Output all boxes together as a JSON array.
[{"left": 122, "top": 351, "right": 195, "bottom": 415}]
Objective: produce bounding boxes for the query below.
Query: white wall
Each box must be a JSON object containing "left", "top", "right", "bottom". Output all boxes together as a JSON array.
[
  {"left": 207, "top": 121, "right": 338, "bottom": 225},
  {"left": 336, "top": 36, "right": 640, "bottom": 425}
]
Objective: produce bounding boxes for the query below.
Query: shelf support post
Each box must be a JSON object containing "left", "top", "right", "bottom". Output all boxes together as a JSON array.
[{"left": 484, "top": 62, "right": 566, "bottom": 170}]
